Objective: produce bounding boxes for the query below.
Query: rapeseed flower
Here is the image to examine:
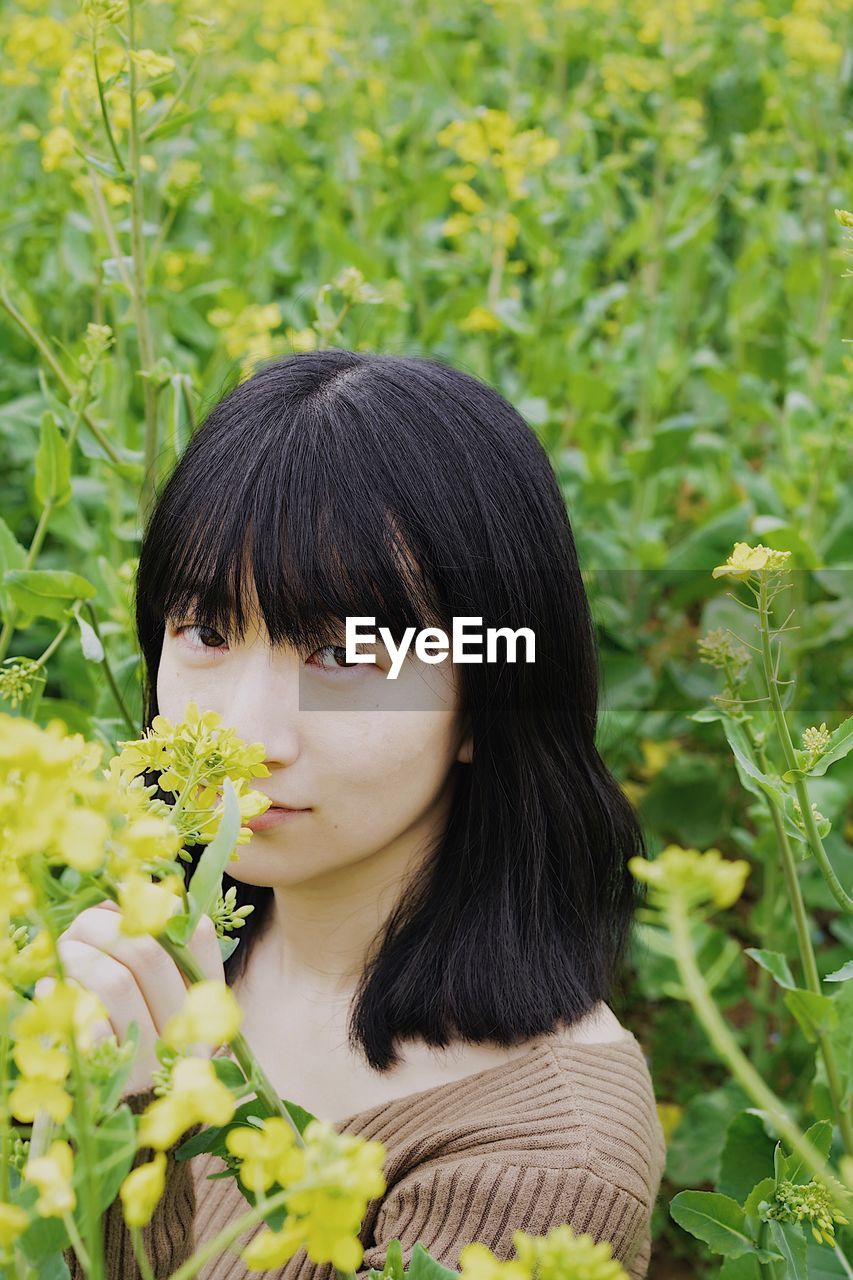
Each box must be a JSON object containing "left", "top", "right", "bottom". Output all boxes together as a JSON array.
[
  {"left": 23, "top": 1140, "right": 75, "bottom": 1217},
  {"left": 119, "top": 1152, "right": 168, "bottom": 1227},
  {"left": 0, "top": 1201, "right": 29, "bottom": 1247},
  {"left": 225, "top": 1116, "right": 305, "bottom": 1192},
  {"left": 762, "top": 1176, "right": 850, "bottom": 1247},
  {"left": 512, "top": 1221, "right": 629, "bottom": 1279},
  {"left": 628, "top": 844, "right": 750, "bottom": 912},
  {"left": 161, "top": 980, "right": 243, "bottom": 1050},
  {"left": 711, "top": 541, "right": 792, "bottom": 581},
  {"left": 137, "top": 1058, "right": 236, "bottom": 1150},
  {"left": 239, "top": 1119, "right": 386, "bottom": 1271}
]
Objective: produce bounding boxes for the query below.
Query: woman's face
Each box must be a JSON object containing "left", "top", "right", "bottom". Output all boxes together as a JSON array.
[{"left": 156, "top": 592, "right": 472, "bottom": 890}]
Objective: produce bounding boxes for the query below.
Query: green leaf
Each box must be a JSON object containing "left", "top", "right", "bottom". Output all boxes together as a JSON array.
[
  {"left": 783, "top": 989, "right": 839, "bottom": 1043},
  {"left": 744, "top": 949, "right": 796, "bottom": 990},
  {"left": 718, "top": 1112, "right": 777, "bottom": 1204},
  {"left": 743, "top": 1176, "right": 776, "bottom": 1217},
  {"left": 669, "top": 1190, "right": 781, "bottom": 1261},
  {"left": 185, "top": 776, "right": 241, "bottom": 935},
  {"left": 6, "top": 568, "right": 96, "bottom": 622},
  {"left": 211, "top": 1056, "right": 248, "bottom": 1091},
  {"left": 767, "top": 1220, "right": 808, "bottom": 1279},
  {"left": 380, "top": 1239, "right": 405, "bottom": 1280},
  {"left": 174, "top": 1097, "right": 318, "bottom": 1163},
  {"left": 35, "top": 411, "right": 72, "bottom": 508},
  {"left": 218, "top": 933, "right": 241, "bottom": 962},
  {"left": 825, "top": 959, "right": 853, "bottom": 983},
  {"left": 405, "top": 1242, "right": 461, "bottom": 1280},
  {"left": 0, "top": 515, "right": 27, "bottom": 615},
  {"left": 783, "top": 1120, "right": 833, "bottom": 1186}
]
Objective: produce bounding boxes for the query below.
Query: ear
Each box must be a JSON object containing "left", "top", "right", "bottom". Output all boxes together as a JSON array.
[{"left": 456, "top": 732, "right": 473, "bottom": 764}]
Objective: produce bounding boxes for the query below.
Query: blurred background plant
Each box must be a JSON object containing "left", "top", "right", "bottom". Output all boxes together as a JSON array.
[{"left": 1, "top": 0, "right": 852, "bottom": 1273}]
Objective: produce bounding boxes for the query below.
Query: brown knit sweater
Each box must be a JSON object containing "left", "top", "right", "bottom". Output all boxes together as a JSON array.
[{"left": 66, "top": 1031, "right": 666, "bottom": 1280}]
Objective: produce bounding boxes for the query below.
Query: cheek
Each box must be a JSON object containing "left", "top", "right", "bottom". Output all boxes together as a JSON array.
[
  {"left": 156, "top": 649, "right": 219, "bottom": 721},
  {"left": 324, "top": 715, "right": 458, "bottom": 811}
]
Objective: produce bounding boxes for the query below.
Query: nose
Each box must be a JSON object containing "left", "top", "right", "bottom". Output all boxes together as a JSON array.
[{"left": 218, "top": 649, "right": 303, "bottom": 770}]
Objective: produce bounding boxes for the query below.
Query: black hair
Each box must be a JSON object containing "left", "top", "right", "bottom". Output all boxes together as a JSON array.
[{"left": 134, "top": 349, "right": 648, "bottom": 1071}]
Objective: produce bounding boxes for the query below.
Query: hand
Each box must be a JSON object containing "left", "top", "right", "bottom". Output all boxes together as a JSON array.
[{"left": 35, "top": 900, "right": 227, "bottom": 1097}]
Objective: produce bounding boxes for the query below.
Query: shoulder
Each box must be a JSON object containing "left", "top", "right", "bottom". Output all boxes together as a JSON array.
[{"left": 359, "top": 1037, "right": 665, "bottom": 1280}]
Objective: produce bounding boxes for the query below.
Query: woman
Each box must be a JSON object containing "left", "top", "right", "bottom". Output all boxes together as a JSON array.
[{"left": 61, "top": 349, "right": 666, "bottom": 1279}]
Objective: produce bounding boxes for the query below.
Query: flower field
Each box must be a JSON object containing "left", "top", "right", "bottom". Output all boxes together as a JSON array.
[{"left": 1, "top": 0, "right": 852, "bottom": 1276}]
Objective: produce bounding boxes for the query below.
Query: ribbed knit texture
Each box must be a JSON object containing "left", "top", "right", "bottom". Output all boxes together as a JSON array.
[{"left": 66, "top": 1032, "right": 666, "bottom": 1280}]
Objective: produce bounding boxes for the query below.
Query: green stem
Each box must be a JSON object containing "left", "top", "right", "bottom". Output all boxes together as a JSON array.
[
  {"left": 127, "top": 0, "right": 160, "bottom": 520},
  {"left": 140, "top": 53, "right": 202, "bottom": 144},
  {"left": 667, "top": 904, "right": 852, "bottom": 1221},
  {"left": 82, "top": 602, "right": 137, "bottom": 735},
  {"left": 750, "top": 853, "right": 778, "bottom": 1069},
  {"left": 0, "top": 1008, "right": 10, "bottom": 1206},
  {"left": 153, "top": 938, "right": 305, "bottom": 1148},
  {"left": 63, "top": 1211, "right": 92, "bottom": 1274},
  {"left": 0, "top": 288, "right": 124, "bottom": 468},
  {"left": 67, "top": 1035, "right": 106, "bottom": 1280},
  {"left": 163, "top": 1187, "right": 291, "bottom": 1280},
  {"left": 92, "top": 32, "right": 128, "bottom": 177},
  {"left": 757, "top": 574, "right": 852, "bottom": 913},
  {"left": 34, "top": 619, "right": 73, "bottom": 669},
  {"left": 86, "top": 168, "right": 135, "bottom": 297},
  {"left": 129, "top": 1226, "right": 157, "bottom": 1280},
  {"left": 755, "top": 738, "right": 853, "bottom": 1156}
]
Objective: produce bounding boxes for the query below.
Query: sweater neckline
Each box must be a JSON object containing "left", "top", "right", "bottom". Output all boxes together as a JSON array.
[{"left": 330, "top": 1029, "right": 640, "bottom": 1132}]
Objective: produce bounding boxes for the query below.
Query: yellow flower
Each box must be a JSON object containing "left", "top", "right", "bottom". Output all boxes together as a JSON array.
[
  {"left": 118, "top": 872, "right": 184, "bottom": 937},
  {"left": 59, "top": 807, "right": 109, "bottom": 873},
  {"left": 239, "top": 1119, "right": 386, "bottom": 1271},
  {"left": 451, "top": 182, "right": 485, "bottom": 214},
  {"left": 459, "top": 306, "right": 502, "bottom": 333},
  {"left": 226, "top": 1116, "right": 305, "bottom": 1192},
  {"left": 711, "top": 541, "right": 792, "bottom": 580},
  {"left": 12, "top": 1037, "right": 69, "bottom": 1083},
  {"left": 458, "top": 1242, "right": 529, "bottom": 1280},
  {"left": 0, "top": 1201, "right": 29, "bottom": 1247},
  {"left": 162, "top": 980, "right": 243, "bottom": 1050},
  {"left": 130, "top": 49, "right": 176, "bottom": 78},
  {"left": 512, "top": 1220, "right": 629, "bottom": 1279},
  {"left": 9, "top": 1079, "right": 73, "bottom": 1125},
  {"left": 120, "top": 1152, "right": 167, "bottom": 1227},
  {"left": 137, "top": 1058, "right": 235, "bottom": 1150},
  {"left": 23, "top": 1141, "right": 75, "bottom": 1217},
  {"left": 628, "top": 844, "right": 750, "bottom": 912}
]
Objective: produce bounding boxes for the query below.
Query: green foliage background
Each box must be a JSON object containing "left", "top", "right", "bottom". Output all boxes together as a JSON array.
[{"left": 1, "top": 0, "right": 852, "bottom": 1273}]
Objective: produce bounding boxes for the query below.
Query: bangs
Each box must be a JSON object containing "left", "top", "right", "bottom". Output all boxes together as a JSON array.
[{"left": 144, "top": 403, "right": 445, "bottom": 655}]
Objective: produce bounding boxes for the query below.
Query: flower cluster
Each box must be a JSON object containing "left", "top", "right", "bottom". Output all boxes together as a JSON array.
[
  {"left": 696, "top": 628, "right": 751, "bottom": 682},
  {"left": 112, "top": 701, "right": 271, "bottom": 855},
  {"left": 711, "top": 541, "right": 792, "bottom": 581},
  {"left": 0, "top": 658, "right": 41, "bottom": 710},
  {"left": 457, "top": 1223, "right": 629, "bottom": 1280},
  {"left": 628, "top": 844, "right": 751, "bottom": 913},
  {"left": 227, "top": 1118, "right": 387, "bottom": 1273},
  {"left": 762, "top": 1177, "right": 850, "bottom": 1247},
  {"left": 210, "top": 884, "right": 255, "bottom": 936},
  {"left": 10, "top": 980, "right": 108, "bottom": 1124},
  {"left": 135, "top": 1057, "right": 236, "bottom": 1152},
  {"left": 801, "top": 723, "right": 831, "bottom": 761}
]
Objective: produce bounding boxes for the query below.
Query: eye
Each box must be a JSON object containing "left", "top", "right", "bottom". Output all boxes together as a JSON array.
[
  {"left": 306, "top": 644, "right": 364, "bottom": 672},
  {"left": 172, "top": 623, "right": 229, "bottom": 653}
]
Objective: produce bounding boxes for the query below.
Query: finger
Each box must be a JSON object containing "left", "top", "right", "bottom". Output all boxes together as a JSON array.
[
  {"left": 62, "top": 908, "right": 190, "bottom": 1038},
  {"left": 184, "top": 911, "right": 227, "bottom": 987},
  {"left": 57, "top": 938, "right": 158, "bottom": 1049}
]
